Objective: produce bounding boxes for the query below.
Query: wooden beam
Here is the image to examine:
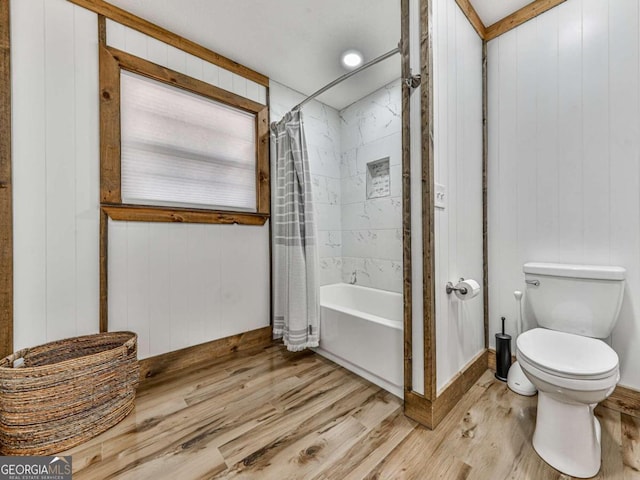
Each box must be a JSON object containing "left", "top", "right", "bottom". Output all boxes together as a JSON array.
[
  {"left": 102, "top": 205, "right": 268, "bottom": 226},
  {"left": 484, "top": 0, "right": 567, "bottom": 41},
  {"left": 0, "top": 0, "right": 13, "bottom": 359},
  {"left": 454, "top": 0, "right": 486, "bottom": 39},
  {"left": 66, "top": 0, "right": 269, "bottom": 87},
  {"left": 138, "top": 326, "right": 273, "bottom": 383}
]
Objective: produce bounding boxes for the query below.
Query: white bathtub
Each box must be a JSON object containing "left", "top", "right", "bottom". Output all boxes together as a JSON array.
[{"left": 314, "top": 283, "right": 404, "bottom": 398}]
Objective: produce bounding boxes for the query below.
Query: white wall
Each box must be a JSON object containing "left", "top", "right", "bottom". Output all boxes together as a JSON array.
[
  {"left": 433, "top": 0, "right": 485, "bottom": 392},
  {"left": 12, "top": 0, "right": 100, "bottom": 349},
  {"left": 340, "top": 81, "right": 404, "bottom": 293},
  {"left": 487, "top": 0, "right": 640, "bottom": 389},
  {"left": 11, "top": 0, "right": 270, "bottom": 356}
]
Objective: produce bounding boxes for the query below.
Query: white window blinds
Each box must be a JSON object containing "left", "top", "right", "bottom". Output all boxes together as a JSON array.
[{"left": 120, "top": 71, "right": 257, "bottom": 212}]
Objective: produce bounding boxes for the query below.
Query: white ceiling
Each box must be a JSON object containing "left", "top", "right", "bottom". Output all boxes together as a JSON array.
[
  {"left": 105, "top": 1, "right": 539, "bottom": 109},
  {"left": 471, "top": 0, "right": 535, "bottom": 27},
  {"left": 106, "top": 0, "right": 401, "bottom": 110}
]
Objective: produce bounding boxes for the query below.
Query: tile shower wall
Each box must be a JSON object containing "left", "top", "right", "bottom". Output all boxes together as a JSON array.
[
  {"left": 340, "top": 81, "right": 403, "bottom": 292},
  {"left": 269, "top": 82, "right": 343, "bottom": 286},
  {"left": 270, "top": 80, "right": 403, "bottom": 292}
]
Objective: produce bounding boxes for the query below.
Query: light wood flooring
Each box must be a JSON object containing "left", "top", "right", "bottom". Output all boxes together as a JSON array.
[{"left": 64, "top": 345, "right": 640, "bottom": 479}]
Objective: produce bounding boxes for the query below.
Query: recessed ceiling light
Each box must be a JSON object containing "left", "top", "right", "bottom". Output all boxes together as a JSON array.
[{"left": 341, "top": 49, "right": 363, "bottom": 69}]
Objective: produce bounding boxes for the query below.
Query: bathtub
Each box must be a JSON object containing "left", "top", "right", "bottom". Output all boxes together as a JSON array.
[{"left": 314, "top": 283, "right": 403, "bottom": 398}]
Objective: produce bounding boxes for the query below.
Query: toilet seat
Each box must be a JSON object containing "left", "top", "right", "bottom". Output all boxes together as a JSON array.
[{"left": 517, "top": 328, "right": 619, "bottom": 381}]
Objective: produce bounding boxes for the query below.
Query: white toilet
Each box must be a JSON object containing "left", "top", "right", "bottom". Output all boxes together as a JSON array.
[{"left": 516, "top": 262, "right": 625, "bottom": 478}]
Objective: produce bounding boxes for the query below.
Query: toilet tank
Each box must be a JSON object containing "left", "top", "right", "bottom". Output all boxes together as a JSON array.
[{"left": 523, "top": 262, "right": 626, "bottom": 338}]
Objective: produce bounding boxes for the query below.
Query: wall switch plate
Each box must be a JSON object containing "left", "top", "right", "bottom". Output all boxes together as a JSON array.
[{"left": 435, "top": 183, "right": 446, "bottom": 209}]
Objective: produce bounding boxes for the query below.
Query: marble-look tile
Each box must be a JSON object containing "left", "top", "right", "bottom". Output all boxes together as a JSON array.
[
  {"left": 342, "top": 229, "right": 402, "bottom": 262},
  {"left": 390, "top": 165, "right": 402, "bottom": 198},
  {"left": 356, "top": 132, "right": 402, "bottom": 171},
  {"left": 340, "top": 149, "right": 358, "bottom": 178},
  {"left": 311, "top": 175, "right": 329, "bottom": 205},
  {"left": 325, "top": 177, "right": 340, "bottom": 205},
  {"left": 341, "top": 257, "right": 372, "bottom": 287},
  {"left": 312, "top": 176, "right": 341, "bottom": 206},
  {"left": 315, "top": 204, "right": 342, "bottom": 231},
  {"left": 319, "top": 257, "right": 343, "bottom": 286},
  {"left": 318, "top": 230, "right": 342, "bottom": 259},
  {"left": 308, "top": 146, "right": 341, "bottom": 179},
  {"left": 342, "top": 198, "right": 402, "bottom": 230},
  {"left": 340, "top": 80, "right": 402, "bottom": 151},
  {"left": 341, "top": 257, "right": 403, "bottom": 293},
  {"left": 341, "top": 174, "right": 366, "bottom": 205}
]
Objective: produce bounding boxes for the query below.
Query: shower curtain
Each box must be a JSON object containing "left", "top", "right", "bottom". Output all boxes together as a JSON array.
[{"left": 271, "top": 109, "right": 320, "bottom": 352}]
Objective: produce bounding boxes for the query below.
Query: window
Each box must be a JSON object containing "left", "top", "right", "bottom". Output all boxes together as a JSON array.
[{"left": 99, "top": 46, "right": 269, "bottom": 225}]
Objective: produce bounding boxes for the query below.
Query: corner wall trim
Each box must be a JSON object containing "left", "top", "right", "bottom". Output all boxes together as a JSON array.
[
  {"left": 0, "top": 0, "right": 13, "bottom": 359},
  {"left": 138, "top": 326, "right": 273, "bottom": 384},
  {"left": 487, "top": 349, "right": 640, "bottom": 419},
  {"left": 432, "top": 350, "right": 488, "bottom": 427},
  {"left": 405, "top": 350, "right": 489, "bottom": 430}
]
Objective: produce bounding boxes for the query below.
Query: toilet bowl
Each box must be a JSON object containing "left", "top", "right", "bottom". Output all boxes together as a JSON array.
[
  {"left": 517, "top": 328, "right": 619, "bottom": 478},
  {"left": 519, "top": 262, "right": 625, "bottom": 478}
]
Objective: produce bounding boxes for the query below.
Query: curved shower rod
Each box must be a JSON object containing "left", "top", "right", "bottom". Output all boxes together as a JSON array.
[{"left": 292, "top": 44, "right": 401, "bottom": 111}]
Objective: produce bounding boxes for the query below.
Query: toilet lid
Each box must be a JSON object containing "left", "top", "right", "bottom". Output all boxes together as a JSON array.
[{"left": 517, "top": 328, "right": 619, "bottom": 378}]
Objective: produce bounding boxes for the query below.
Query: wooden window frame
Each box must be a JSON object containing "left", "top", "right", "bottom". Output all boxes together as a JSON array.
[{"left": 99, "top": 45, "right": 270, "bottom": 226}]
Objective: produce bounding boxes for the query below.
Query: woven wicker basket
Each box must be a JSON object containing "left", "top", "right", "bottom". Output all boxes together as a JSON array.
[{"left": 0, "top": 331, "right": 139, "bottom": 455}]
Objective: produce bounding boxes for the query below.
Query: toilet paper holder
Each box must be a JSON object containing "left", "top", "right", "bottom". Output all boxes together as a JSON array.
[{"left": 446, "top": 278, "right": 468, "bottom": 295}]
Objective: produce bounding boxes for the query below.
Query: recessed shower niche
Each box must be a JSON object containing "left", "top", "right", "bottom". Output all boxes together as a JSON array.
[{"left": 366, "top": 157, "right": 391, "bottom": 199}]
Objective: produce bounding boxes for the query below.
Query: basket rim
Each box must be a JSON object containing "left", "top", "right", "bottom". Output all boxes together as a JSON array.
[{"left": 0, "top": 331, "right": 138, "bottom": 372}]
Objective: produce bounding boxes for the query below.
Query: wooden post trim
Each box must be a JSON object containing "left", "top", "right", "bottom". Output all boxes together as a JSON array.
[
  {"left": 67, "top": 0, "right": 269, "bottom": 87},
  {"left": 484, "top": 0, "right": 567, "bottom": 41},
  {"left": 400, "top": 0, "right": 413, "bottom": 396},
  {"left": 99, "top": 209, "right": 108, "bottom": 332},
  {"left": 0, "top": 0, "right": 13, "bottom": 358},
  {"left": 482, "top": 41, "right": 489, "bottom": 349},
  {"left": 421, "top": 0, "right": 437, "bottom": 402}
]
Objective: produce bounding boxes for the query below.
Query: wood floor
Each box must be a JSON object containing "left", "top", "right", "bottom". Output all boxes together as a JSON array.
[{"left": 63, "top": 345, "right": 640, "bottom": 479}]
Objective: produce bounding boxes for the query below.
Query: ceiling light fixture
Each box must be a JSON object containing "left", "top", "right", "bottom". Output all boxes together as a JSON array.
[{"left": 341, "top": 49, "right": 363, "bottom": 69}]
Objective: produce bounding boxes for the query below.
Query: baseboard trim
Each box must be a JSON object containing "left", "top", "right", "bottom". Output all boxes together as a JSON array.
[
  {"left": 404, "top": 390, "right": 434, "bottom": 428},
  {"left": 602, "top": 385, "right": 640, "bottom": 419},
  {"left": 404, "top": 349, "right": 489, "bottom": 429},
  {"left": 138, "top": 326, "right": 273, "bottom": 383},
  {"left": 488, "top": 348, "right": 640, "bottom": 419},
  {"left": 433, "top": 350, "right": 488, "bottom": 427}
]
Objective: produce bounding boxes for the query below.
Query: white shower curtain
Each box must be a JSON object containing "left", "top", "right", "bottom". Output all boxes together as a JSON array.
[{"left": 271, "top": 110, "right": 320, "bottom": 351}]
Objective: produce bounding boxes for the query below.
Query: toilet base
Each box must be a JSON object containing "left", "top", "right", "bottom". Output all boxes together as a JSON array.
[{"left": 532, "top": 391, "right": 601, "bottom": 478}]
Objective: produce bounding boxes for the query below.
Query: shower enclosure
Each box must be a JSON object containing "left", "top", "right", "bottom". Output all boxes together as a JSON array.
[{"left": 270, "top": 53, "right": 404, "bottom": 396}]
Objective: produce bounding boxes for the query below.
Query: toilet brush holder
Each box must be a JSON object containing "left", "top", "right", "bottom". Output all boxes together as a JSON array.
[{"left": 495, "top": 316, "right": 512, "bottom": 382}]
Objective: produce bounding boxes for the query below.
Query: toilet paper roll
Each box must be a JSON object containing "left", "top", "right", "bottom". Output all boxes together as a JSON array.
[{"left": 454, "top": 279, "right": 481, "bottom": 301}]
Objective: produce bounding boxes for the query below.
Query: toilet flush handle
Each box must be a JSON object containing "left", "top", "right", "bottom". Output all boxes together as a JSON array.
[{"left": 525, "top": 279, "right": 540, "bottom": 287}]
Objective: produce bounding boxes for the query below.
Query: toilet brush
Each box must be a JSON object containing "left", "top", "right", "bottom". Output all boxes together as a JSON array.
[{"left": 507, "top": 290, "right": 537, "bottom": 396}]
